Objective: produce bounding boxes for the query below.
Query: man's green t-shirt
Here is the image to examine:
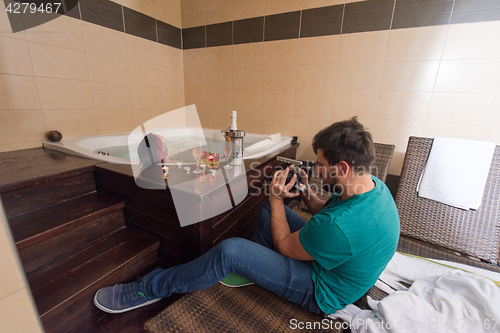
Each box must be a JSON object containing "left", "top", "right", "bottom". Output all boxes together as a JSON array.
[{"left": 298, "top": 176, "right": 400, "bottom": 314}]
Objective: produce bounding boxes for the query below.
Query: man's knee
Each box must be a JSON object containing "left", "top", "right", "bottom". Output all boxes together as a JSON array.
[{"left": 215, "top": 238, "right": 247, "bottom": 257}]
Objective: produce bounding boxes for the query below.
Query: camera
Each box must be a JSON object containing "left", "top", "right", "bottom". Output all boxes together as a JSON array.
[{"left": 272, "top": 156, "right": 312, "bottom": 193}]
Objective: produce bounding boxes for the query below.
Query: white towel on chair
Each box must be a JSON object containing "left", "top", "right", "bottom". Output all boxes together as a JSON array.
[{"left": 417, "top": 137, "right": 495, "bottom": 210}]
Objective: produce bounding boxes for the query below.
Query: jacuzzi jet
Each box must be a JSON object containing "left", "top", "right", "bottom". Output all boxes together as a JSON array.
[{"left": 223, "top": 111, "right": 245, "bottom": 166}]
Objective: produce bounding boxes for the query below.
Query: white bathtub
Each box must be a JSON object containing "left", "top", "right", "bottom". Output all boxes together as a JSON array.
[{"left": 43, "top": 127, "right": 293, "bottom": 165}]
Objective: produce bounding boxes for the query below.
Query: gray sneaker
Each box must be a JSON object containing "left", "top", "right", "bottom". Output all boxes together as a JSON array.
[{"left": 94, "top": 281, "right": 162, "bottom": 314}]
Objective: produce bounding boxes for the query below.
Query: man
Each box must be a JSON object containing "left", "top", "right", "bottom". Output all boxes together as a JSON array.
[{"left": 94, "top": 117, "right": 400, "bottom": 315}]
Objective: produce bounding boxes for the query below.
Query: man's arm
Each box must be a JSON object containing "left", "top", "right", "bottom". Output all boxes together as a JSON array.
[
  {"left": 269, "top": 167, "right": 314, "bottom": 261},
  {"left": 269, "top": 196, "right": 314, "bottom": 261},
  {"left": 298, "top": 169, "right": 326, "bottom": 215}
]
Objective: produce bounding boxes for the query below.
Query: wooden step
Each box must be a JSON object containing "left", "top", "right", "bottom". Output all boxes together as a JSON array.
[
  {"left": 9, "top": 191, "right": 123, "bottom": 249},
  {"left": 1, "top": 170, "right": 96, "bottom": 218},
  {"left": 27, "top": 227, "right": 138, "bottom": 292},
  {"left": 34, "top": 231, "right": 159, "bottom": 333},
  {"left": 19, "top": 208, "right": 125, "bottom": 277}
]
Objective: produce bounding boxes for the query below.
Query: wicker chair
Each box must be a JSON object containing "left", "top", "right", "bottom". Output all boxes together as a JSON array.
[
  {"left": 357, "top": 136, "right": 500, "bottom": 308},
  {"left": 289, "top": 142, "right": 396, "bottom": 221}
]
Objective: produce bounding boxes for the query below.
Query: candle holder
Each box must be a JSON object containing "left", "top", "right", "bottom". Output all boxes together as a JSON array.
[{"left": 208, "top": 153, "right": 219, "bottom": 169}]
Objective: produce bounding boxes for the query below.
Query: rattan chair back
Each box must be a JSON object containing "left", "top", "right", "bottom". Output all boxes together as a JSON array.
[{"left": 396, "top": 137, "right": 500, "bottom": 265}]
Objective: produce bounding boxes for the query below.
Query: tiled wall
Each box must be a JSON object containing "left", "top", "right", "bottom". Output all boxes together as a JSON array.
[
  {"left": 0, "top": 201, "right": 43, "bottom": 332},
  {"left": 0, "top": 0, "right": 184, "bottom": 153},
  {"left": 0, "top": 0, "right": 183, "bottom": 326},
  {"left": 181, "top": 0, "right": 500, "bottom": 175}
]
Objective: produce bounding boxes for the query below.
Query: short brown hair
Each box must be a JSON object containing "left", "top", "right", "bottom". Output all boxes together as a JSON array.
[{"left": 312, "top": 117, "right": 374, "bottom": 173}]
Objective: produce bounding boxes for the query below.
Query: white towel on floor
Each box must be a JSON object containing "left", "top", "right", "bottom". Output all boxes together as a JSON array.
[
  {"left": 328, "top": 253, "right": 500, "bottom": 333},
  {"left": 417, "top": 137, "right": 496, "bottom": 210}
]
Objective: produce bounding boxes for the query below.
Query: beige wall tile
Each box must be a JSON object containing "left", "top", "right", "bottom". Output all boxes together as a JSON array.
[
  {"left": 82, "top": 22, "right": 128, "bottom": 59},
  {"left": 162, "top": 88, "right": 186, "bottom": 112},
  {"left": 129, "top": 61, "right": 161, "bottom": 87},
  {"left": 427, "top": 93, "right": 494, "bottom": 126},
  {"left": 160, "top": 66, "right": 185, "bottom": 89},
  {"left": 181, "top": 0, "right": 206, "bottom": 28},
  {"left": 260, "top": 112, "right": 293, "bottom": 136},
  {"left": 380, "top": 61, "right": 439, "bottom": 92},
  {"left": 338, "top": 30, "right": 389, "bottom": 63},
  {"left": 262, "top": 66, "right": 297, "bottom": 90},
  {"left": 36, "top": 78, "right": 93, "bottom": 109},
  {"left": 0, "top": 214, "right": 25, "bottom": 300},
  {"left": 375, "top": 92, "right": 431, "bottom": 122},
  {"left": 87, "top": 53, "right": 130, "bottom": 84},
  {"left": 131, "top": 85, "right": 162, "bottom": 108},
  {"left": 386, "top": 25, "right": 448, "bottom": 61},
  {"left": 332, "top": 91, "right": 378, "bottom": 119},
  {"left": 95, "top": 108, "right": 136, "bottom": 134},
  {"left": 206, "top": 89, "right": 232, "bottom": 128},
  {"left": 0, "top": 74, "right": 40, "bottom": 110},
  {"left": 291, "top": 114, "right": 330, "bottom": 139},
  {"left": 296, "top": 64, "right": 336, "bottom": 91},
  {"left": 261, "top": 90, "right": 294, "bottom": 114},
  {"left": 206, "top": 0, "right": 233, "bottom": 25},
  {"left": 423, "top": 123, "right": 485, "bottom": 141},
  {"left": 335, "top": 62, "right": 384, "bottom": 91},
  {"left": 207, "top": 67, "right": 233, "bottom": 90},
  {"left": 434, "top": 59, "right": 500, "bottom": 93},
  {"left": 121, "top": 0, "right": 156, "bottom": 17},
  {"left": 206, "top": 45, "right": 232, "bottom": 68},
  {"left": 183, "top": 48, "right": 207, "bottom": 68},
  {"left": 159, "top": 44, "right": 184, "bottom": 68},
  {"left": 371, "top": 120, "right": 425, "bottom": 151},
  {"left": 0, "top": 110, "right": 46, "bottom": 145},
  {"left": 263, "top": 39, "right": 299, "bottom": 66},
  {"left": 0, "top": 1, "right": 26, "bottom": 40},
  {"left": 296, "top": 138, "right": 316, "bottom": 162},
  {"left": 29, "top": 42, "right": 89, "bottom": 80},
  {"left": 232, "top": 67, "right": 262, "bottom": 90},
  {"left": 0, "top": 289, "right": 43, "bottom": 333},
  {"left": 232, "top": 90, "right": 261, "bottom": 133},
  {"left": 233, "top": 0, "right": 265, "bottom": 20},
  {"left": 388, "top": 149, "right": 405, "bottom": 175},
  {"left": 91, "top": 82, "right": 132, "bottom": 109},
  {"left": 156, "top": 0, "right": 182, "bottom": 28},
  {"left": 233, "top": 43, "right": 263, "bottom": 68},
  {"left": 302, "top": 0, "right": 344, "bottom": 9},
  {"left": 42, "top": 109, "right": 98, "bottom": 138},
  {"left": 25, "top": 15, "right": 85, "bottom": 51},
  {"left": 486, "top": 95, "right": 500, "bottom": 128},
  {"left": 293, "top": 90, "right": 333, "bottom": 116},
  {"left": 443, "top": 21, "right": 500, "bottom": 60},
  {"left": 482, "top": 127, "right": 500, "bottom": 144},
  {"left": 133, "top": 108, "right": 164, "bottom": 126},
  {"left": 297, "top": 35, "right": 340, "bottom": 65},
  {"left": 184, "top": 66, "right": 207, "bottom": 90},
  {"left": 185, "top": 89, "right": 207, "bottom": 124},
  {"left": 0, "top": 37, "right": 33, "bottom": 76},
  {"left": 265, "top": 0, "right": 301, "bottom": 15},
  {"left": 126, "top": 34, "right": 162, "bottom": 65},
  {"left": 0, "top": 141, "right": 42, "bottom": 153}
]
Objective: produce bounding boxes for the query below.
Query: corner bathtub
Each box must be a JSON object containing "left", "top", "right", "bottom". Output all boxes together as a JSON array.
[{"left": 42, "top": 127, "right": 293, "bottom": 165}]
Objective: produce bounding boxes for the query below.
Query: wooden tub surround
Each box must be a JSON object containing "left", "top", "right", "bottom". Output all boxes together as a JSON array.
[{"left": 0, "top": 142, "right": 298, "bottom": 333}]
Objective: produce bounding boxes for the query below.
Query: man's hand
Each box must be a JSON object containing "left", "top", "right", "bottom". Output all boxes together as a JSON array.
[{"left": 269, "top": 166, "right": 301, "bottom": 201}]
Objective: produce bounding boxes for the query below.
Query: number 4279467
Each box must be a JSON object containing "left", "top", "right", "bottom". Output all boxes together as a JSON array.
[{"left": 6, "top": 2, "right": 62, "bottom": 14}]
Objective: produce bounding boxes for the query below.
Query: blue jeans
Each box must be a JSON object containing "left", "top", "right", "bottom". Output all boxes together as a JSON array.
[{"left": 141, "top": 198, "right": 322, "bottom": 314}]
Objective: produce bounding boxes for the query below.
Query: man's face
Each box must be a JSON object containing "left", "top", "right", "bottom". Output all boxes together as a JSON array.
[{"left": 315, "top": 149, "right": 340, "bottom": 186}]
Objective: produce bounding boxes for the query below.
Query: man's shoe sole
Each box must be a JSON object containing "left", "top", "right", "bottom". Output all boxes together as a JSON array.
[{"left": 94, "top": 289, "right": 162, "bottom": 314}]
